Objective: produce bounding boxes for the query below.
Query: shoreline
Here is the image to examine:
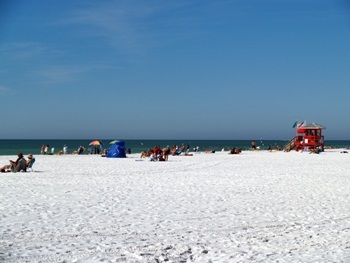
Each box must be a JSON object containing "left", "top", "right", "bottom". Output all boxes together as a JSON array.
[{"left": 1, "top": 139, "right": 350, "bottom": 156}]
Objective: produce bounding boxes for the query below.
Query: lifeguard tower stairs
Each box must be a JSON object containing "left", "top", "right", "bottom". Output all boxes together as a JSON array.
[{"left": 283, "top": 137, "right": 296, "bottom": 152}]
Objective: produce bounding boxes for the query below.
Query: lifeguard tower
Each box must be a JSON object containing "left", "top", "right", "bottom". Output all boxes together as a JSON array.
[{"left": 284, "top": 122, "right": 326, "bottom": 151}]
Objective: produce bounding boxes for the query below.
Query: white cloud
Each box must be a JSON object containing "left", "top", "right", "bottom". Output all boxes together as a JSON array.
[
  {"left": 60, "top": 1, "right": 201, "bottom": 55},
  {"left": 67, "top": 2, "right": 158, "bottom": 52}
]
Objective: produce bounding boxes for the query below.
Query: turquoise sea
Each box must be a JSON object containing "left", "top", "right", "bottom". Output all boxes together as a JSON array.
[{"left": 0, "top": 139, "right": 349, "bottom": 156}]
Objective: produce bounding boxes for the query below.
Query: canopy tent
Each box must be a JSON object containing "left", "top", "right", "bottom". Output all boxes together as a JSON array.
[{"left": 107, "top": 141, "right": 126, "bottom": 158}]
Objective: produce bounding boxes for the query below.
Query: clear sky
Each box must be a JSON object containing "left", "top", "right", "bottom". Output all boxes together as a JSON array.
[{"left": 1, "top": 0, "right": 350, "bottom": 140}]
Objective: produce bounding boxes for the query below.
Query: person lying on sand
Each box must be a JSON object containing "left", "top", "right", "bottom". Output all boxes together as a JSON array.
[
  {"left": 140, "top": 151, "right": 148, "bottom": 158},
  {"left": 228, "top": 147, "right": 242, "bottom": 154},
  {"left": 181, "top": 152, "right": 193, "bottom": 156},
  {"left": 0, "top": 160, "right": 16, "bottom": 172}
]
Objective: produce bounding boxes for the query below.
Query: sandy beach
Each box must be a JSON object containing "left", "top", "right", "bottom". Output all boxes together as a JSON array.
[{"left": 1, "top": 150, "right": 349, "bottom": 262}]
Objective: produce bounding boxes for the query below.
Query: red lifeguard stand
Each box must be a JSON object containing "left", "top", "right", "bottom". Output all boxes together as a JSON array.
[{"left": 284, "top": 122, "right": 326, "bottom": 151}]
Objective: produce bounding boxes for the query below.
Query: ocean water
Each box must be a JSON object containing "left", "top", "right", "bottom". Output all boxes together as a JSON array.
[{"left": 0, "top": 139, "right": 349, "bottom": 156}]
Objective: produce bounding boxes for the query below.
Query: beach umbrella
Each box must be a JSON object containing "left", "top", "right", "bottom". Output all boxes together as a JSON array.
[
  {"left": 89, "top": 140, "right": 101, "bottom": 146},
  {"left": 110, "top": 139, "right": 120, "bottom": 145}
]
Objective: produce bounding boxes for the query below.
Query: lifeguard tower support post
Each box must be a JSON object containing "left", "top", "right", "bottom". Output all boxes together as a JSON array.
[{"left": 284, "top": 122, "right": 326, "bottom": 151}]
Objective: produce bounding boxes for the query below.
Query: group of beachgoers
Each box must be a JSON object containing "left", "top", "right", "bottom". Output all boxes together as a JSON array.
[
  {"left": 1, "top": 153, "right": 35, "bottom": 173},
  {"left": 140, "top": 144, "right": 195, "bottom": 161},
  {"left": 40, "top": 144, "right": 105, "bottom": 155},
  {"left": 228, "top": 147, "right": 242, "bottom": 154},
  {"left": 40, "top": 145, "right": 52, "bottom": 155},
  {"left": 139, "top": 144, "right": 247, "bottom": 160},
  {"left": 40, "top": 144, "right": 78, "bottom": 155},
  {"left": 40, "top": 144, "right": 69, "bottom": 155}
]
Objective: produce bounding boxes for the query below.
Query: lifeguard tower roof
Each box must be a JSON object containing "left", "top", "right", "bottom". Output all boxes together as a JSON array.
[{"left": 299, "top": 122, "right": 326, "bottom": 129}]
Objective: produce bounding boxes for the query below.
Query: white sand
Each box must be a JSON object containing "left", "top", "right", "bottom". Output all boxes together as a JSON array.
[{"left": 1, "top": 150, "right": 349, "bottom": 262}]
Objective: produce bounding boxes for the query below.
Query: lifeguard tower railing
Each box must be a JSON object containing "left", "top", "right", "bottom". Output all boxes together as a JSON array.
[
  {"left": 295, "top": 135, "right": 324, "bottom": 150},
  {"left": 283, "top": 135, "right": 324, "bottom": 151}
]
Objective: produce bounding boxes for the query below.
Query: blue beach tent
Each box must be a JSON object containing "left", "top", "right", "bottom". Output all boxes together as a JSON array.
[{"left": 107, "top": 141, "right": 126, "bottom": 158}]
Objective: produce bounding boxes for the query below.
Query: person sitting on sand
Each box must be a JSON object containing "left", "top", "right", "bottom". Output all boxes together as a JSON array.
[
  {"left": 309, "top": 147, "right": 322, "bottom": 154},
  {"left": 171, "top": 145, "right": 177, "bottom": 154},
  {"left": 229, "top": 147, "right": 240, "bottom": 154},
  {"left": 149, "top": 152, "right": 158, "bottom": 161},
  {"left": 100, "top": 149, "right": 108, "bottom": 157},
  {"left": 180, "top": 144, "right": 186, "bottom": 153},
  {"left": 1, "top": 153, "right": 27, "bottom": 173},
  {"left": 140, "top": 151, "right": 148, "bottom": 158},
  {"left": 77, "top": 146, "right": 85, "bottom": 155},
  {"left": 14, "top": 153, "right": 27, "bottom": 172}
]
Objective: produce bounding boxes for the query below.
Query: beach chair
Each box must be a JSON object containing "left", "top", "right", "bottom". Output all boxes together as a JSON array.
[{"left": 27, "top": 158, "right": 35, "bottom": 172}]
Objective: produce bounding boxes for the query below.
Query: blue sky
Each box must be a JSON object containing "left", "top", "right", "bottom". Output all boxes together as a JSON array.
[{"left": 1, "top": 0, "right": 350, "bottom": 140}]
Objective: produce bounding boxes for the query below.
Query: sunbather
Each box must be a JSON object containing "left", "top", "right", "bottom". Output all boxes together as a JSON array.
[
  {"left": 0, "top": 160, "right": 16, "bottom": 172},
  {"left": 140, "top": 151, "right": 148, "bottom": 158}
]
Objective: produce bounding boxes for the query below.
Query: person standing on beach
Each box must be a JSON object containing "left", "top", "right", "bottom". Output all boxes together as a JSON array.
[
  {"left": 44, "top": 145, "right": 49, "bottom": 155},
  {"left": 251, "top": 141, "right": 256, "bottom": 150},
  {"left": 63, "top": 145, "right": 68, "bottom": 154},
  {"left": 162, "top": 146, "right": 171, "bottom": 160}
]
